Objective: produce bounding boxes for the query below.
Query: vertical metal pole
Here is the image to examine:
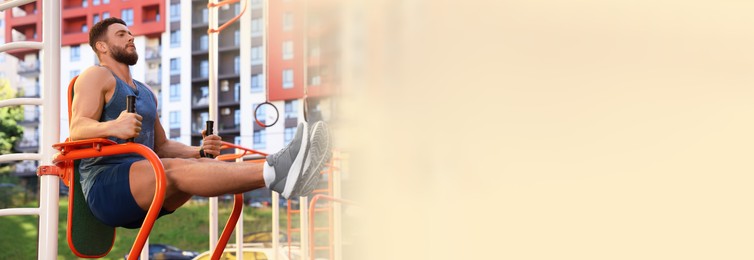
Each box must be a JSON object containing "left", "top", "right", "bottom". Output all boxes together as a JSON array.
[
  {"left": 271, "top": 191, "right": 280, "bottom": 260},
  {"left": 299, "top": 196, "right": 309, "bottom": 260},
  {"left": 39, "top": 0, "right": 61, "bottom": 259},
  {"left": 302, "top": 0, "right": 309, "bottom": 109},
  {"left": 140, "top": 237, "right": 149, "bottom": 260},
  {"left": 333, "top": 153, "right": 342, "bottom": 260},
  {"left": 208, "top": 0, "right": 220, "bottom": 254},
  {"left": 263, "top": 0, "right": 269, "bottom": 103},
  {"left": 235, "top": 149, "right": 244, "bottom": 260}
]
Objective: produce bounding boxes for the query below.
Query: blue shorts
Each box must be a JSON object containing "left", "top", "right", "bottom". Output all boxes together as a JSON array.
[{"left": 87, "top": 161, "right": 174, "bottom": 229}]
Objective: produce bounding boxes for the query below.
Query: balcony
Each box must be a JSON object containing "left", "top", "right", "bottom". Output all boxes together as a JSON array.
[
  {"left": 145, "top": 70, "right": 162, "bottom": 87},
  {"left": 16, "top": 137, "right": 39, "bottom": 151},
  {"left": 19, "top": 109, "right": 39, "bottom": 126},
  {"left": 18, "top": 61, "right": 40, "bottom": 77},
  {"left": 193, "top": 96, "right": 209, "bottom": 109},
  {"left": 11, "top": 4, "right": 37, "bottom": 18},
  {"left": 18, "top": 84, "right": 40, "bottom": 98},
  {"left": 145, "top": 47, "right": 161, "bottom": 61}
]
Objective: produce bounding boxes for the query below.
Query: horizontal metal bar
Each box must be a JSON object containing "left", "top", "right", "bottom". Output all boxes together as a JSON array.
[
  {"left": 0, "top": 153, "right": 41, "bottom": 163},
  {"left": 0, "top": 207, "right": 40, "bottom": 217},
  {"left": 0, "top": 0, "right": 36, "bottom": 12},
  {"left": 0, "top": 41, "right": 43, "bottom": 53},
  {"left": 0, "top": 98, "right": 43, "bottom": 108}
]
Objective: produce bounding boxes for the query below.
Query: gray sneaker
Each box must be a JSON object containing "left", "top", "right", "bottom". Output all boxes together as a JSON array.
[{"left": 266, "top": 121, "right": 332, "bottom": 199}]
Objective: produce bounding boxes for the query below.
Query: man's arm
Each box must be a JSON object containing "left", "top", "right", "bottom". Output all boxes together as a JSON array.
[
  {"left": 70, "top": 67, "right": 143, "bottom": 141},
  {"left": 152, "top": 95, "right": 222, "bottom": 158}
]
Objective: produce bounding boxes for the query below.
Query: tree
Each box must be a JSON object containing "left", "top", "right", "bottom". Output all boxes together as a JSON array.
[{"left": 0, "top": 80, "right": 23, "bottom": 157}]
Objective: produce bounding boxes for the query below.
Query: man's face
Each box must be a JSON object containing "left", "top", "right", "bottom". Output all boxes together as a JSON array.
[{"left": 104, "top": 23, "right": 138, "bottom": 65}]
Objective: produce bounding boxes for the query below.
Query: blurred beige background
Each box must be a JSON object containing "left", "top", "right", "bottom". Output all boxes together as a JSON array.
[{"left": 337, "top": 0, "right": 754, "bottom": 259}]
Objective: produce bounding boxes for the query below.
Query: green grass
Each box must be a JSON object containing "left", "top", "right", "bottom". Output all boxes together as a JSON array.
[{"left": 0, "top": 199, "right": 307, "bottom": 259}]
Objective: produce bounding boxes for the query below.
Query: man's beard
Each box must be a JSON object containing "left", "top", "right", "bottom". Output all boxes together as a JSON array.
[{"left": 110, "top": 45, "right": 138, "bottom": 66}]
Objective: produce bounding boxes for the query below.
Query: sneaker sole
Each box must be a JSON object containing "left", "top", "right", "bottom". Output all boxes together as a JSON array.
[
  {"left": 290, "top": 121, "right": 332, "bottom": 198},
  {"left": 281, "top": 122, "right": 309, "bottom": 198}
]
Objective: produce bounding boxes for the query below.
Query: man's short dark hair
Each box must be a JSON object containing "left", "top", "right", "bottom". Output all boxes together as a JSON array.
[{"left": 88, "top": 17, "right": 127, "bottom": 54}]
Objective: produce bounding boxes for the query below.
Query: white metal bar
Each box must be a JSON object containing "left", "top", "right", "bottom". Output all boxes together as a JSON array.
[
  {"left": 208, "top": 0, "right": 220, "bottom": 252},
  {"left": 271, "top": 191, "right": 279, "bottom": 260},
  {"left": 0, "top": 41, "right": 43, "bottom": 53},
  {"left": 0, "top": 207, "right": 40, "bottom": 217},
  {"left": 299, "top": 196, "right": 309, "bottom": 260},
  {"left": 0, "top": 98, "right": 43, "bottom": 107},
  {"left": 0, "top": 0, "right": 36, "bottom": 12},
  {"left": 39, "top": 0, "right": 62, "bottom": 259},
  {"left": 263, "top": 0, "right": 269, "bottom": 102},
  {"left": 235, "top": 148, "right": 244, "bottom": 260},
  {"left": 0, "top": 153, "right": 41, "bottom": 163},
  {"left": 140, "top": 237, "right": 149, "bottom": 260}
]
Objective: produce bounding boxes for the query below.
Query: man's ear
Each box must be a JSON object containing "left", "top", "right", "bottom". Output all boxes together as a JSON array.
[{"left": 95, "top": 41, "right": 108, "bottom": 54}]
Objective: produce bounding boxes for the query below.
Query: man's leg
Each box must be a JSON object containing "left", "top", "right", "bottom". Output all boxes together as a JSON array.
[
  {"left": 128, "top": 121, "right": 331, "bottom": 211},
  {"left": 129, "top": 158, "right": 265, "bottom": 211}
]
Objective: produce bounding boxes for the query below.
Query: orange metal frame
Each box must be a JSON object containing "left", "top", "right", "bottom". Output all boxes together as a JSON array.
[
  {"left": 308, "top": 194, "right": 357, "bottom": 260},
  {"left": 207, "top": 0, "right": 246, "bottom": 34},
  {"left": 210, "top": 141, "right": 268, "bottom": 260},
  {"left": 286, "top": 154, "right": 341, "bottom": 260},
  {"left": 56, "top": 75, "right": 167, "bottom": 260},
  {"left": 52, "top": 139, "right": 166, "bottom": 260}
]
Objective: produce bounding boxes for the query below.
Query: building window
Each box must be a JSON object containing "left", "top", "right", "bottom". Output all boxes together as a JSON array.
[
  {"left": 282, "top": 41, "right": 293, "bottom": 60},
  {"left": 170, "top": 84, "right": 180, "bottom": 101},
  {"left": 234, "top": 3, "right": 241, "bottom": 15},
  {"left": 202, "top": 8, "right": 208, "bottom": 23},
  {"left": 284, "top": 127, "right": 295, "bottom": 144},
  {"left": 251, "top": 46, "right": 261, "bottom": 62},
  {"left": 82, "top": 0, "right": 88, "bottom": 8},
  {"left": 121, "top": 9, "right": 134, "bottom": 26},
  {"left": 71, "top": 45, "right": 80, "bottom": 61},
  {"left": 251, "top": 18, "right": 261, "bottom": 33},
  {"left": 93, "top": 14, "right": 100, "bottom": 24},
  {"left": 251, "top": 73, "right": 262, "bottom": 92},
  {"left": 200, "top": 60, "right": 208, "bottom": 78},
  {"left": 285, "top": 100, "right": 298, "bottom": 119},
  {"left": 103, "top": 12, "right": 110, "bottom": 19},
  {"left": 253, "top": 129, "right": 266, "bottom": 149},
  {"left": 234, "top": 56, "right": 240, "bottom": 74},
  {"left": 81, "top": 24, "right": 88, "bottom": 32},
  {"left": 234, "top": 136, "right": 241, "bottom": 145},
  {"left": 200, "top": 35, "right": 208, "bottom": 50},
  {"left": 103, "top": 0, "right": 109, "bottom": 4},
  {"left": 170, "top": 58, "right": 180, "bottom": 75},
  {"left": 170, "top": 3, "right": 180, "bottom": 22},
  {"left": 283, "top": 13, "right": 293, "bottom": 31},
  {"left": 234, "top": 29, "right": 240, "bottom": 46},
  {"left": 234, "top": 82, "right": 240, "bottom": 102},
  {"left": 170, "top": 30, "right": 180, "bottom": 48},
  {"left": 310, "top": 75, "right": 321, "bottom": 86},
  {"left": 234, "top": 109, "right": 240, "bottom": 128},
  {"left": 169, "top": 111, "right": 180, "bottom": 129},
  {"left": 93, "top": 0, "right": 100, "bottom": 6},
  {"left": 282, "top": 69, "right": 293, "bottom": 89}
]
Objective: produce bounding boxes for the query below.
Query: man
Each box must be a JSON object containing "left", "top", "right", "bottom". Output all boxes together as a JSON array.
[{"left": 70, "top": 17, "right": 331, "bottom": 228}]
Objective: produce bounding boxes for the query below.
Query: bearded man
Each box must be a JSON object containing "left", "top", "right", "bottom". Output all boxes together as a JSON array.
[{"left": 70, "top": 17, "right": 330, "bottom": 228}]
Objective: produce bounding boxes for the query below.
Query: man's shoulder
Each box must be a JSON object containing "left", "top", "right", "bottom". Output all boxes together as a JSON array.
[{"left": 75, "top": 66, "right": 115, "bottom": 91}]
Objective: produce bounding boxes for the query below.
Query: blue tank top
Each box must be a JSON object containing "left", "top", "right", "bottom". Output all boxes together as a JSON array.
[{"left": 79, "top": 69, "right": 158, "bottom": 199}]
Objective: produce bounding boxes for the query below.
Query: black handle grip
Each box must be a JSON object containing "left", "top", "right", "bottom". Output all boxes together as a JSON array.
[
  {"left": 126, "top": 95, "right": 136, "bottom": 142},
  {"left": 205, "top": 120, "right": 215, "bottom": 158}
]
